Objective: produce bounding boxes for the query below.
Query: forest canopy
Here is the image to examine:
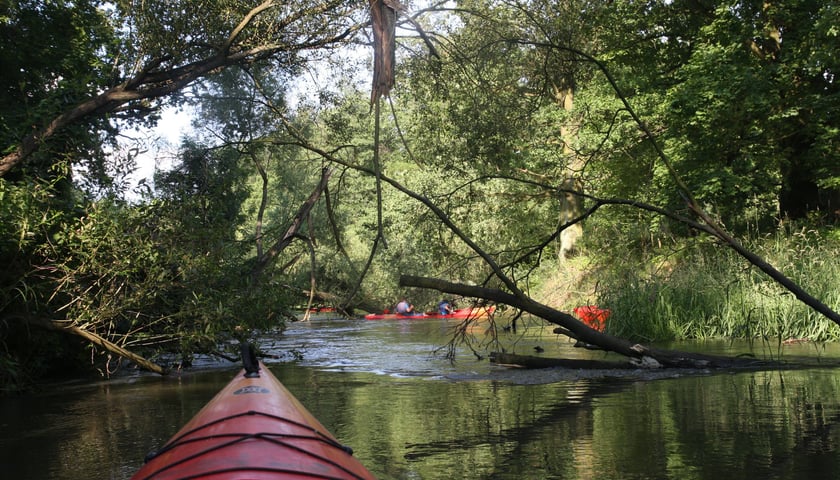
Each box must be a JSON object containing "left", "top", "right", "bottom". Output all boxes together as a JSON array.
[{"left": 1, "top": 0, "right": 838, "bottom": 387}]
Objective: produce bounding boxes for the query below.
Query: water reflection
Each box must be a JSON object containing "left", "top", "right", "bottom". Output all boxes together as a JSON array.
[{"left": 2, "top": 317, "right": 840, "bottom": 479}]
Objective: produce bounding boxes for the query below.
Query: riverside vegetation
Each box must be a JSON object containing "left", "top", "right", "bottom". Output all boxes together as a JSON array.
[
  {"left": 546, "top": 224, "right": 840, "bottom": 344},
  {"left": 1, "top": 0, "right": 839, "bottom": 389}
]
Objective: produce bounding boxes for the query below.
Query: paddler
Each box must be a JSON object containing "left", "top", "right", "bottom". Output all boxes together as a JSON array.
[{"left": 396, "top": 298, "right": 415, "bottom": 314}]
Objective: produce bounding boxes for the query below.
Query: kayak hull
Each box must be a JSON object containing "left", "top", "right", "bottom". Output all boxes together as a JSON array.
[
  {"left": 573, "top": 305, "right": 610, "bottom": 332},
  {"left": 132, "top": 362, "right": 375, "bottom": 480},
  {"left": 364, "top": 306, "right": 495, "bottom": 320}
]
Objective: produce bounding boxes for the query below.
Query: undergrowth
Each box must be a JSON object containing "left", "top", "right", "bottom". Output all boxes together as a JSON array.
[{"left": 571, "top": 224, "right": 840, "bottom": 343}]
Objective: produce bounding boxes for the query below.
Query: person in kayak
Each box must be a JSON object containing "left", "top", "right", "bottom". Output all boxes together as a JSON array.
[
  {"left": 396, "top": 298, "right": 415, "bottom": 315},
  {"left": 437, "top": 299, "right": 453, "bottom": 315}
]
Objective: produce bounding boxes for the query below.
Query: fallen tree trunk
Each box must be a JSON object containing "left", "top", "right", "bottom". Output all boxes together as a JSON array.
[
  {"left": 489, "top": 352, "right": 633, "bottom": 369},
  {"left": 27, "top": 317, "right": 167, "bottom": 375},
  {"left": 401, "top": 275, "right": 771, "bottom": 369},
  {"left": 283, "top": 285, "right": 381, "bottom": 316}
]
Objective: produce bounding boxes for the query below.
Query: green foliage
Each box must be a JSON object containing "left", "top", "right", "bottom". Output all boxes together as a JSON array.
[
  {"left": 145, "top": 140, "right": 295, "bottom": 340},
  {"left": 3, "top": 0, "right": 840, "bottom": 384},
  {"left": 556, "top": 0, "right": 840, "bottom": 231},
  {"left": 595, "top": 226, "right": 840, "bottom": 343},
  {"left": 0, "top": 138, "right": 300, "bottom": 386},
  {"left": 0, "top": 0, "right": 122, "bottom": 185}
]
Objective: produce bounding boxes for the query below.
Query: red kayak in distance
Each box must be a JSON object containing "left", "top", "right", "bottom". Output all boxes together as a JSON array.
[
  {"left": 131, "top": 347, "right": 376, "bottom": 480},
  {"left": 573, "top": 305, "right": 610, "bottom": 332},
  {"left": 364, "top": 305, "right": 495, "bottom": 320},
  {"left": 305, "top": 306, "right": 337, "bottom": 313}
]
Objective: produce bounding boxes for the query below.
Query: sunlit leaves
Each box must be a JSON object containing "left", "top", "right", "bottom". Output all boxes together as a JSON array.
[{"left": 0, "top": 0, "right": 120, "bottom": 182}]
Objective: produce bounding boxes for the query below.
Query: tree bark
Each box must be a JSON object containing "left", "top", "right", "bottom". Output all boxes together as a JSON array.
[{"left": 369, "top": 0, "right": 397, "bottom": 104}]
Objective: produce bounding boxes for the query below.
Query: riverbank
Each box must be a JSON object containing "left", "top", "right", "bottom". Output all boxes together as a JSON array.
[{"left": 535, "top": 224, "right": 840, "bottom": 343}]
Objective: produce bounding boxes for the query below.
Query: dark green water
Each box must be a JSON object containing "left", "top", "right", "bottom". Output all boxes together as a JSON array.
[{"left": 2, "top": 316, "right": 840, "bottom": 479}]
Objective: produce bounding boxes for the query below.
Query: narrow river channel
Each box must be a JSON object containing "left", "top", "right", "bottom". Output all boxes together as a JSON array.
[{"left": 3, "top": 314, "right": 840, "bottom": 479}]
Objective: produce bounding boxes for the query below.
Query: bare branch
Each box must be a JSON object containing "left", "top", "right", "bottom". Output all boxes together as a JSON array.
[{"left": 250, "top": 167, "right": 332, "bottom": 281}]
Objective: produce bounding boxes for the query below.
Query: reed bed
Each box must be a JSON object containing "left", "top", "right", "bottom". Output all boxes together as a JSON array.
[{"left": 594, "top": 226, "right": 840, "bottom": 343}]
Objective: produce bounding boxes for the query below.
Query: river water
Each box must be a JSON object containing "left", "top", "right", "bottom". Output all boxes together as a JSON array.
[{"left": 3, "top": 315, "right": 840, "bottom": 479}]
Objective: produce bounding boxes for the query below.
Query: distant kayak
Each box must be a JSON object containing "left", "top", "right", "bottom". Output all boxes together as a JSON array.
[
  {"left": 573, "top": 305, "right": 610, "bottom": 332},
  {"left": 131, "top": 346, "right": 376, "bottom": 480},
  {"left": 364, "top": 305, "right": 495, "bottom": 320},
  {"left": 306, "top": 306, "right": 337, "bottom": 313}
]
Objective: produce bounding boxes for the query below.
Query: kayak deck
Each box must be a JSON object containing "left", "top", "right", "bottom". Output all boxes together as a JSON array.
[{"left": 132, "top": 359, "right": 375, "bottom": 480}]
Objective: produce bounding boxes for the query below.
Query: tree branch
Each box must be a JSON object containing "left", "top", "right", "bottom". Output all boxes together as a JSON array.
[
  {"left": 250, "top": 167, "right": 332, "bottom": 281},
  {"left": 27, "top": 317, "right": 167, "bottom": 375},
  {"left": 0, "top": 1, "right": 364, "bottom": 177},
  {"left": 400, "top": 275, "right": 769, "bottom": 369}
]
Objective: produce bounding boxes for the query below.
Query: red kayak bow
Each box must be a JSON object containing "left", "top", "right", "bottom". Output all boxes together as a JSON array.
[{"left": 132, "top": 347, "right": 376, "bottom": 480}]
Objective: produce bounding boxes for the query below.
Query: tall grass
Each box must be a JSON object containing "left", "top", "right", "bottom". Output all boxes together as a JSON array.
[{"left": 595, "top": 225, "right": 840, "bottom": 342}]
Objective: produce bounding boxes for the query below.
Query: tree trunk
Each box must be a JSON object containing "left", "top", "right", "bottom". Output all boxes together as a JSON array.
[
  {"left": 369, "top": 0, "right": 397, "bottom": 105},
  {"left": 490, "top": 352, "right": 632, "bottom": 369},
  {"left": 554, "top": 85, "right": 584, "bottom": 259},
  {"left": 401, "top": 275, "right": 770, "bottom": 369}
]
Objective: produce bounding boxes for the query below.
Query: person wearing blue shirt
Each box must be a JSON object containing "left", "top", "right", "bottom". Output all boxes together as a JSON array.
[
  {"left": 438, "top": 299, "right": 453, "bottom": 315},
  {"left": 396, "top": 298, "right": 415, "bottom": 314}
]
